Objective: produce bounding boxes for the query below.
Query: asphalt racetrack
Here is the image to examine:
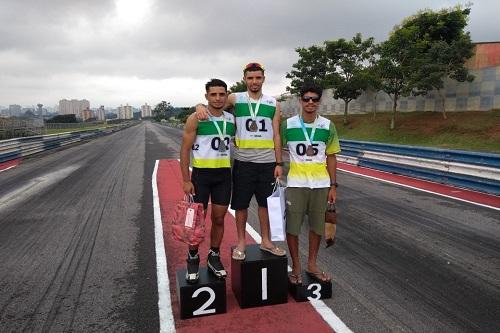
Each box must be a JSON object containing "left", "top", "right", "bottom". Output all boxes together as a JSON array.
[{"left": 0, "top": 121, "right": 499, "bottom": 332}]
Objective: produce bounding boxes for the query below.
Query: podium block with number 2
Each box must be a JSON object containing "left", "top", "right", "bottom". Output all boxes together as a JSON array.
[
  {"left": 231, "top": 244, "right": 288, "bottom": 308},
  {"left": 176, "top": 267, "right": 226, "bottom": 319}
]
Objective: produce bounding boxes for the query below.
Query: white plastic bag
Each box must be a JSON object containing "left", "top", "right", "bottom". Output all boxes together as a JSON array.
[{"left": 267, "top": 179, "right": 286, "bottom": 241}]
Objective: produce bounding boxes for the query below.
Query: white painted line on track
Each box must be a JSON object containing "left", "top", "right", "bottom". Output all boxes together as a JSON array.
[
  {"left": 338, "top": 167, "right": 500, "bottom": 211},
  {"left": 0, "top": 165, "right": 17, "bottom": 173},
  {"left": 226, "top": 207, "right": 354, "bottom": 333},
  {"left": 152, "top": 160, "right": 176, "bottom": 333}
]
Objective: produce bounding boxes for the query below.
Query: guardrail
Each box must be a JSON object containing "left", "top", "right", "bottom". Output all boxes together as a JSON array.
[
  {"left": 339, "top": 140, "right": 500, "bottom": 196},
  {"left": 0, "top": 122, "right": 137, "bottom": 164}
]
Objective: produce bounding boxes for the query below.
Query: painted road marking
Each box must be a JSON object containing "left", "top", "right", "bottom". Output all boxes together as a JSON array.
[{"left": 152, "top": 160, "right": 176, "bottom": 333}]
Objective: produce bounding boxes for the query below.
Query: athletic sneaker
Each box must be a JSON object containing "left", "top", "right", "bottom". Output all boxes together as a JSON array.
[
  {"left": 207, "top": 249, "right": 227, "bottom": 278},
  {"left": 185, "top": 252, "right": 200, "bottom": 284}
]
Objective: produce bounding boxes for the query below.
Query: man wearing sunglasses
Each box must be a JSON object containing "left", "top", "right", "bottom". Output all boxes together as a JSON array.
[
  {"left": 195, "top": 62, "right": 286, "bottom": 261},
  {"left": 281, "top": 83, "right": 340, "bottom": 284},
  {"left": 180, "top": 79, "right": 236, "bottom": 283}
]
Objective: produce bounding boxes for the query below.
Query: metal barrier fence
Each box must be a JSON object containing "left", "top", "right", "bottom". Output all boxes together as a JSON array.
[
  {"left": 339, "top": 139, "right": 500, "bottom": 195},
  {"left": 0, "top": 122, "right": 137, "bottom": 164}
]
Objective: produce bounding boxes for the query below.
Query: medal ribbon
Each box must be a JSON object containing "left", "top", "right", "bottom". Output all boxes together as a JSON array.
[
  {"left": 246, "top": 92, "right": 262, "bottom": 123},
  {"left": 299, "top": 115, "right": 318, "bottom": 146},
  {"left": 207, "top": 110, "right": 227, "bottom": 148}
]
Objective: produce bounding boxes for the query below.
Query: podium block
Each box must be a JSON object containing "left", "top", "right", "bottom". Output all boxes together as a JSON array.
[
  {"left": 231, "top": 244, "right": 288, "bottom": 308},
  {"left": 176, "top": 267, "right": 226, "bottom": 319},
  {"left": 289, "top": 272, "right": 332, "bottom": 302}
]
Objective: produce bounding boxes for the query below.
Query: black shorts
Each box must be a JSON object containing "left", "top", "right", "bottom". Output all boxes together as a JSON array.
[
  {"left": 231, "top": 160, "right": 275, "bottom": 210},
  {"left": 191, "top": 167, "right": 232, "bottom": 209}
]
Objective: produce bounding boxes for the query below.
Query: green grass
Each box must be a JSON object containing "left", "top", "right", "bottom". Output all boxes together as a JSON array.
[
  {"left": 45, "top": 125, "right": 112, "bottom": 135},
  {"left": 327, "top": 110, "right": 500, "bottom": 153}
]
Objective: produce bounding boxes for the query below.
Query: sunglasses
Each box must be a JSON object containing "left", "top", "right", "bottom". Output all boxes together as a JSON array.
[
  {"left": 301, "top": 96, "right": 320, "bottom": 103},
  {"left": 244, "top": 62, "right": 265, "bottom": 71}
]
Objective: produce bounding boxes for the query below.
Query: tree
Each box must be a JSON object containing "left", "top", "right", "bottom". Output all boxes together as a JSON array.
[
  {"left": 408, "top": 7, "right": 475, "bottom": 119},
  {"left": 153, "top": 101, "right": 174, "bottom": 121},
  {"left": 286, "top": 45, "right": 333, "bottom": 94},
  {"left": 229, "top": 80, "right": 247, "bottom": 93},
  {"left": 175, "top": 107, "right": 194, "bottom": 123},
  {"left": 324, "top": 33, "right": 375, "bottom": 125},
  {"left": 379, "top": 6, "right": 475, "bottom": 129},
  {"left": 46, "top": 114, "right": 77, "bottom": 123},
  {"left": 287, "top": 35, "right": 375, "bottom": 125}
]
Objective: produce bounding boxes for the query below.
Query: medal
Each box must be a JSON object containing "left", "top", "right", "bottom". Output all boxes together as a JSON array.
[
  {"left": 249, "top": 120, "right": 258, "bottom": 132},
  {"left": 246, "top": 93, "right": 262, "bottom": 133},
  {"left": 207, "top": 109, "right": 228, "bottom": 153},
  {"left": 306, "top": 145, "right": 315, "bottom": 156},
  {"left": 299, "top": 115, "right": 319, "bottom": 157}
]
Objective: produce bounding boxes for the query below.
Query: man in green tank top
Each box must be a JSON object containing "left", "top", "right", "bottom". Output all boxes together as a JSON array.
[
  {"left": 195, "top": 63, "right": 286, "bottom": 261},
  {"left": 281, "top": 83, "right": 340, "bottom": 284},
  {"left": 180, "top": 79, "right": 235, "bottom": 283}
]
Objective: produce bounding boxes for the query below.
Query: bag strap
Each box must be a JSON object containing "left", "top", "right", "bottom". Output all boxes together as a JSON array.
[
  {"left": 272, "top": 178, "right": 285, "bottom": 191},
  {"left": 184, "top": 194, "right": 194, "bottom": 203}
]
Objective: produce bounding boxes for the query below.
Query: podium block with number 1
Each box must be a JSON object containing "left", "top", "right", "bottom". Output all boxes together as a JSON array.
[{"left": 231, "top": 244, "right": 288, "bottom": 308}]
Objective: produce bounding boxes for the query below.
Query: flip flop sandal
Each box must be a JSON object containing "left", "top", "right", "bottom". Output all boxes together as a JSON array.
[
  {"left": 288, "top": 273, "right": 303, "bottom": 285},
  {"left": 305, "top": 270, "right": 331, "bottom": 282},
  {"left": 259, "top": 245, "right": 286, "bottom": 257},
  {"left": 232, "top": 248, "right": 246, "bottom": 260}
]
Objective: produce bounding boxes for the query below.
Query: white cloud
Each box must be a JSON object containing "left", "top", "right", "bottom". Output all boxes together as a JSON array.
[{"left": 0, "top": 0, "right": 498, "bottom": 109}]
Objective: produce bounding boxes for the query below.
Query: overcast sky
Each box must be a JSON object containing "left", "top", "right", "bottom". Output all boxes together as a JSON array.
[{"left": 0, "top": 0, "right": 498, "bottom": 109}]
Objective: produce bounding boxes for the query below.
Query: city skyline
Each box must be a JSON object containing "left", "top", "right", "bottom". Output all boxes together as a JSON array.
[{"left": 1, "top": 0, "right": 499, "bottom": 107}]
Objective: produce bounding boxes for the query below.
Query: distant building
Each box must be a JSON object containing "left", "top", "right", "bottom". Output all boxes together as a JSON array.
[
  {"left": 141, "top": 103, "right": 152, "bottom": 118},
  {"left": 81, "top": 108, "right": 95, "bottom": 121},
  {"left": 117, "top": 104, "right": 133, "bottom": 119},
  {"left": 95, "top": 105, "right": 106, "bottom": 121},
  {"left": 59, "top": 99, "right": 90, "bottom": 119},
  {"left": 8, "top": 104, "right": 22, "bottom": 117}
]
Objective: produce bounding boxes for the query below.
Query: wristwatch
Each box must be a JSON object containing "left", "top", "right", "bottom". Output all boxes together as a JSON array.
[
  {"left": 330, "top": 182, "right": 338, "bottom": 188},
  {"left": 275, "top": 162, "right": 284, "bottom": 167}
]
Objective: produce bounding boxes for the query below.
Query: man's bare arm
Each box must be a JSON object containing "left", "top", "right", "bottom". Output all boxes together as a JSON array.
[
  {"left": 194, "top": 93, "right": 236, "bottom": 119},
  {"left": 326, "top": 154, "right": 337, "bottom": 203},
  {"left": 272, "top": 102, "right": 283, "bottom": 178}
]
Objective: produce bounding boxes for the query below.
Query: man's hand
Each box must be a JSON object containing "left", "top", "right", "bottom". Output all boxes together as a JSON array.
[
  {"left": 183, "top": 181, "right": 195, "bottom": 196},
  {"left": 195, "top": 104, "right": 209, "bottom": 120},
  {"left": 274, "top": 165, "right": 283, "bottom": 179},
  {"left": 328, "top": 186, "right": 337, "bottom": 204}
]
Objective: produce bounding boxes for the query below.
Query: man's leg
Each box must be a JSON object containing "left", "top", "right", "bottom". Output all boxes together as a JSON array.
[
  {"left": 186, "top": 244, "right": 200, "bottom": 283},
  {"left": 258, "top": 206, "right": 272, "bottom": 248},
  {"left": 306, "top": 230, "right": 321, "bottom": 273},
  {"left": 286, "top": 233, "right": 301, "bottom": 276},
  {"left": 235, "top": 208, "right": 248, "bottom": 251},
  {"left": 210, "top": 204, "right": 227, "bottom": 248},
  {"left": 207, "top": 204, "right": 228, "bottom": 278},
  {"left": 306, "top": 230, "right": 331, "bottom": 281}
]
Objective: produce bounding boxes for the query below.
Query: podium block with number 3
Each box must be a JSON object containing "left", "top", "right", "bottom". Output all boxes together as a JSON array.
[
  {"left": 176, "top": 267, "right": 226, "bottom": 319},
  {"left": 288, "top": 272, "right": 332, "bottom": 302},
  {"left": 231, "top": 244, "right": 288, "bottom": 308}
]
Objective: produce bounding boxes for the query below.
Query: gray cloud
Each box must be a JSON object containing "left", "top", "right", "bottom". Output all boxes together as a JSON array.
[{"left": 0, "top": 0, "right": 498, "bottom": 108}]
